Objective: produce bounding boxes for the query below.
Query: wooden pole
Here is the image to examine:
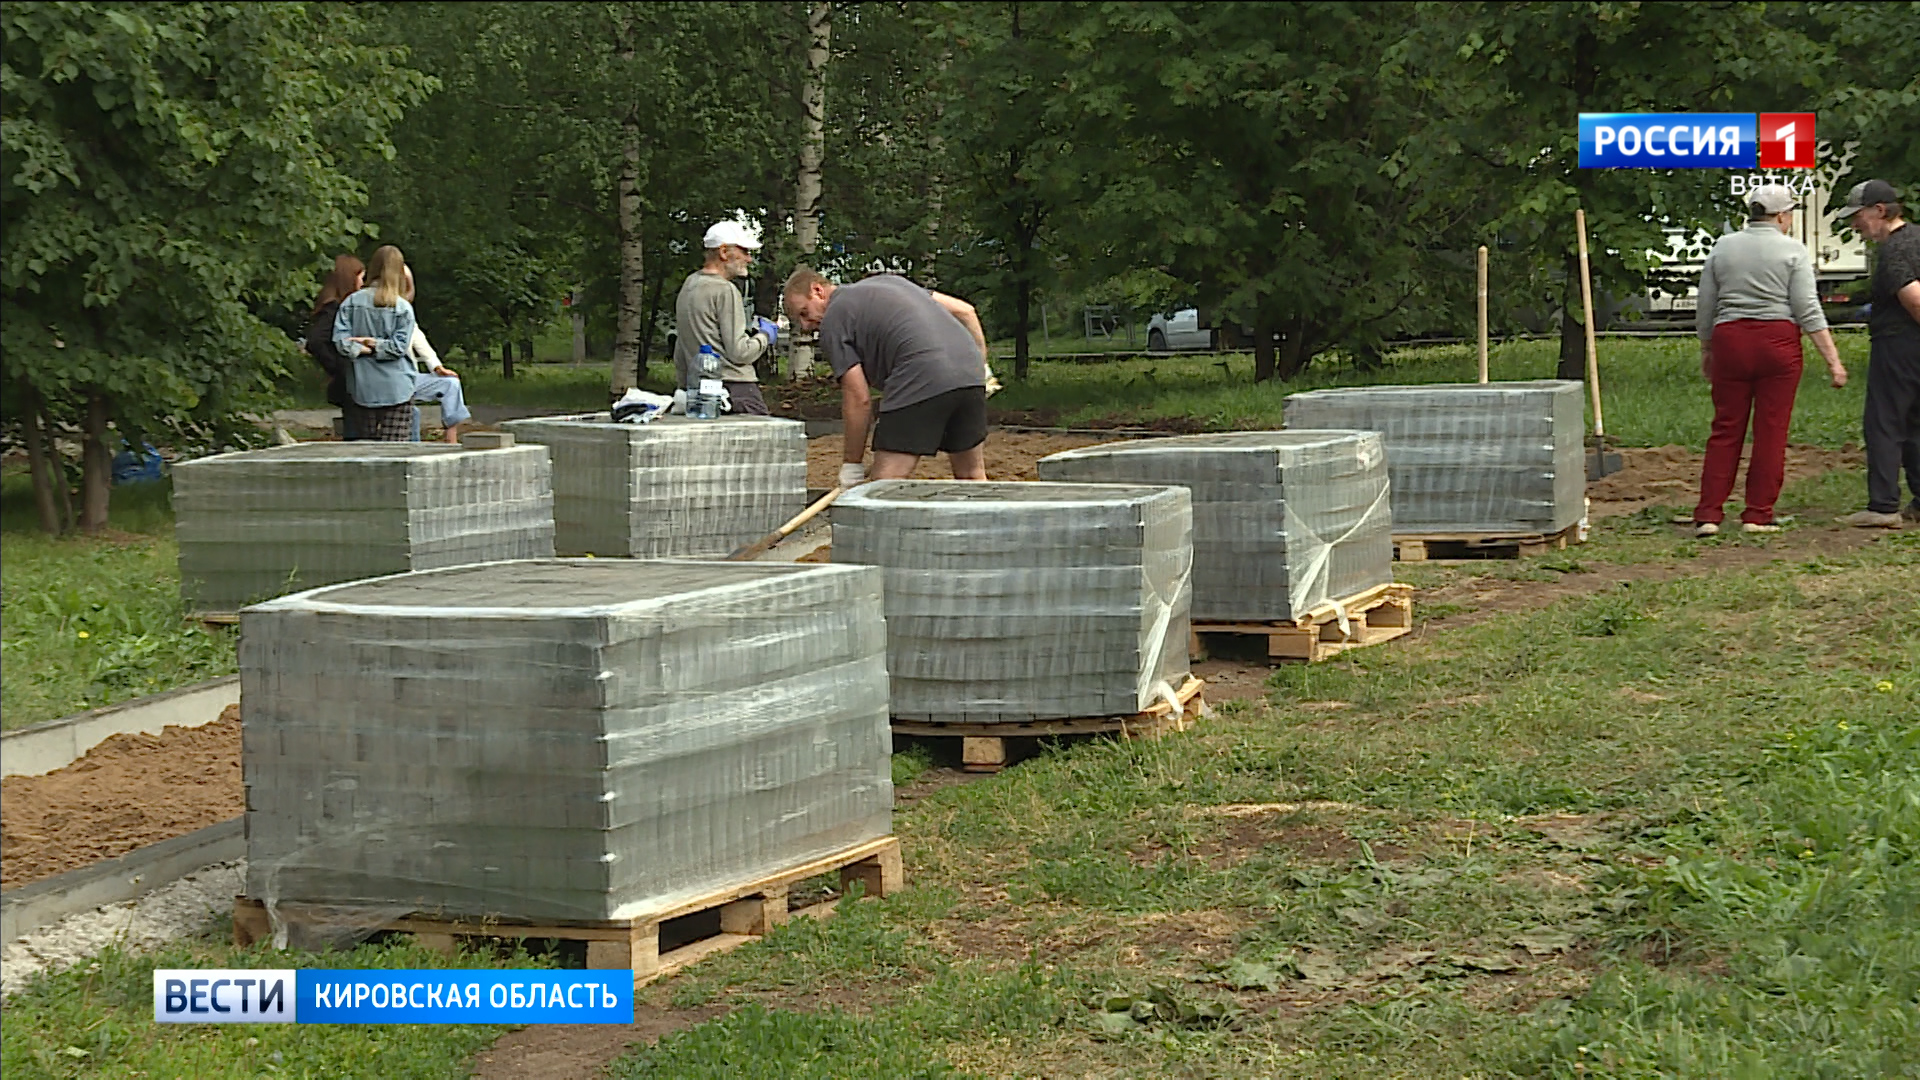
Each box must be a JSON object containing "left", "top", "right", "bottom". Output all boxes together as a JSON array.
[
  {"left": 1476, "top": 245, "right": 1489, "bottom": 384},
  {"left": 1574, "top": 209, "right": 1606, "bottom": 438}
]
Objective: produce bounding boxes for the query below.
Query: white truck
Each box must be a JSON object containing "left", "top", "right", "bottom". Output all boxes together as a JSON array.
[{"left": 1646, "top": 168, "right": 1870, "bottom": 319}]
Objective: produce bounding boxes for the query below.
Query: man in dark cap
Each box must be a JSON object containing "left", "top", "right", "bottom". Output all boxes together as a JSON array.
[{"left": 1833, "top": 179, "right": 1920, "bottom": 527}]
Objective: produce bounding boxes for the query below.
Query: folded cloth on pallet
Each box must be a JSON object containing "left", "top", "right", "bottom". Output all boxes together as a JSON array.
[
  {"left": 173, "top": 442, "right": 554, "bottom": 614},
  {"left": 501, "top": 413, "right": 806, "bottom": 557},
  {"left": 240, "top": 559, "right": 893, "bottom": 927},
  {"left": 1281, "top": 380, "right": 1586, "bottom": 535},
  {"left": 1037, "top": 431, "right": 1393, "bottom": 622},
  {"left": 832, "top": 480, "right": 1193, "bottom": 723}
]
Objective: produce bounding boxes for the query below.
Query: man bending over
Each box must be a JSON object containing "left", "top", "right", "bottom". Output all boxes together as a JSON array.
[{"left": 783, "top": 267, "right": 991, "bottom": 487}]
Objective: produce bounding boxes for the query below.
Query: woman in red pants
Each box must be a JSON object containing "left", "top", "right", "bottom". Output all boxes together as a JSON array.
[{"left": 1691, "top": 184, "right": 1849, "bottom": 536}]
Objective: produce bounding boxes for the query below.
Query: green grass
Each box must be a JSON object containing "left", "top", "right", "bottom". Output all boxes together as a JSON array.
[
  {"left": 607, "top": 537, "right": 1916, "bottom": 1078},
  {"left": 0, "top": 474, "right": 235, "bottom": 730},
  {"left": 989, "top": 334, "right": 1871, "bottom": 450},
  {"left": 0, "top": 937, "right": 531, "bottom": 1080}
]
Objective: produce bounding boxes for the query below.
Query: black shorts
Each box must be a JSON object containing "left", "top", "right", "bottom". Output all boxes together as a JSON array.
[{"left": 871, "top": 386, "right": 988, "bottom": 456}]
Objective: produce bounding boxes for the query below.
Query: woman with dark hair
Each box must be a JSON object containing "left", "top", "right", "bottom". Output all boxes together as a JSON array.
[
  {"left": 332, "top": 245, "right": 419, "bottom": 441},
  {"left": 308, "top": 255, "right": 365, "bottom": 438}
]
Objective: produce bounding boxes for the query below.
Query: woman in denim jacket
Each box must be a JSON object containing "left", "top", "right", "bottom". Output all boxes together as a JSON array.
[{"left": 332, "top": 245, "right": 420, "bottom": 441}]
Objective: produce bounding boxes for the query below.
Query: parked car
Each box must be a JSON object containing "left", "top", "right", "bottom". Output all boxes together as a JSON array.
[{"left": 1145, "top": 309, "right": 1214, "bottom": 352}]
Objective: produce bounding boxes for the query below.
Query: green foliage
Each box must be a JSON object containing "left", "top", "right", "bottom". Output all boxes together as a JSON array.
[
  {"left": 1399, "top": 2, "right": 1849, "bottom": 350},
  {"left": 1, "top": 1, "right": 431, "bottom": 444},
  {"left": 0, "top": 473, "right": 234, "bottom": 729},
  {"left": 1050, "top": 2, "right": 1485, "bottom": 378}
]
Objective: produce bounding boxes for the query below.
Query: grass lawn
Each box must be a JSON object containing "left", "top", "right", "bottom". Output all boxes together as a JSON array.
[
  {"left": 605, "top": 532, "right": 1916, "bottom": 1078},
  {"left": 0, "top": 938, "right": 536, "bottom": 1079},
  {"left": 0, "top": 474, "right": 235, "bottom": 730},
  {"left": 987, "top": 333, "right": 1872, "bottom": 451}
]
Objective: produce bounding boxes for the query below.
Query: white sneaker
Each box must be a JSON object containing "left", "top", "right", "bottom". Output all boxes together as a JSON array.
[
  {"left": 1742, "top": 522, "right": 1782, "bottom": 534},
  {"left": 1694, "top": 522, "right": 1720, "bottom": 538}
]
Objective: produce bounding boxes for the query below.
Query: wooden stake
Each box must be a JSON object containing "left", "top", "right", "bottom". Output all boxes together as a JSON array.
[
  {"left": 1574, "top": 209, "right": 1606, "bottom": 438},
  {"left": 1476, "top": 245, "right": 1489, "bottom": 384}
]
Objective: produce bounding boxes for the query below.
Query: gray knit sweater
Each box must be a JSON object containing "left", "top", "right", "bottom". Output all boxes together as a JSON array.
[{"left": 1695, "top": 221, "right": 1828, "bottom": 342}]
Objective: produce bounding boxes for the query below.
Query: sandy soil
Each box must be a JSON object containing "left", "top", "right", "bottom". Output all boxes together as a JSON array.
[
  {"left": 0, "top": 706, "right": 243, "bottom": 889},
  {"left": 1586, "top": 443, "right": 1861, "bottom": 519},
  {"left": 805, "top": 429, "right": 1110, "bottom": 488}
]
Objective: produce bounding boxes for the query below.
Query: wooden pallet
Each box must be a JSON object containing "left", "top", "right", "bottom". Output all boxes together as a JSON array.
[
  {"left": 1190, "top": 582, "right": 1413, "bottom": 663},
  {"left": 232, "top": 835, "right": 903, "bottom": 984},
  {"left": 1393, "top": 521, "right": 1582, "bottom": 562},
  {"left": 891, "top": 674, "right": 1205, "bottom": 772}
]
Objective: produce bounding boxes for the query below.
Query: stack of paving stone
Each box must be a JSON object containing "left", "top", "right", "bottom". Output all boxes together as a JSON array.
[
  {"left": 501, "top": 413, "right": 806, "bottom": 557},
  {"left": 1037, "top": 431, "right": 1393, "bottom": 622},
  {"left": 239, "top": 559, "right": 893, "bottom": 923},
  {"left": 833, "top": 480, "right": 1193, "bottom": 722},
  {"left": 1282, "top": 380, "right": 1586, "bottom": 535},
  {"left": 173, "top": 442, "right": 554, "bottom": 614}
]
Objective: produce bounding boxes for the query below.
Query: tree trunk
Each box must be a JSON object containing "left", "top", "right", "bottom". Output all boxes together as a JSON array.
[
  {"left": 21, "top": 387, "right": 63, "bottom": 534},
  {"left": 611, "top": 18, "right": 646, "bottom": 395},
  {"left": 1252, "top": 316, "right": 1279, "bottom": 382},
  {"left": 502, "top": 340, "right": 516, "bottom": 380},
  {"left": 1277, "top": 327, "right": 1308, "bottom": 380},
  {"left": 639, "top": 263, "right": 668, "bottom": 378},
  {"left": 79, "top": 393, "right": 112, "bottom": 534},
  {"left": 1558, "top": 253, "right": 1585, "bottom": 380},
  {"left": 520, "top": 336, "right": 535, "bottom": 374},
  {"left": 1014, "top": 278, "right": 1032, "bottom": 382},
  {"left": 788, "top": 0, "right": 831, "bottom": 381}
]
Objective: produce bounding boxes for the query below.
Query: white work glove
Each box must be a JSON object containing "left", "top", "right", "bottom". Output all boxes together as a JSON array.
[
  {"left": 837, "top": 462, "right": 867, "bottom": 489},
  {"left": 983, "top": 361, "right": 1002, "bottom": 397}
]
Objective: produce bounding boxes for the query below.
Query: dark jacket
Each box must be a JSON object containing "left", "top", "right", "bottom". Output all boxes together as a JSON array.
[{"left": 306, "top": 301, "right": 351, "bottom": 408}]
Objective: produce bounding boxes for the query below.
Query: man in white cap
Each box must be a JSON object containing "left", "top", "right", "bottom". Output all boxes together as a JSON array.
[
  {"left": 674, "top": 220, "right": 780, "bottom": 415},
  {"left": 1687, "top": 183, "right": 1847, "bottom": 536},
  {"left": 1832, "top": 179, "right": 1920, "bottom": 527}
]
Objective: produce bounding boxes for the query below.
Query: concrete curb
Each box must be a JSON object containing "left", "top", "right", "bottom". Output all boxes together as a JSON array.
[
  {"left": 1, "top": 676, "right": 240, "bottom": 778},
  {"left": 1, "top": 818, "right": 245, "bottom": 943}
]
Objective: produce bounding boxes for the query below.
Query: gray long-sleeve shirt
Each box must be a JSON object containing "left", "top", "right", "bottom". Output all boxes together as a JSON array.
[
  {"left": 1695, "top": 221, "right": 1828, "bottom": 342},
  {"left": 674, "top": 270, "right": 767, "bottom": 387}
]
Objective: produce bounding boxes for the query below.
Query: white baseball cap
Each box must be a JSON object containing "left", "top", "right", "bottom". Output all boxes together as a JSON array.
[
  {"left": 702, "top": 220, "right": 761, "bottom": 250},
  {"left": 1747, "top": 184, "right": 1798, "bottom": 215}
]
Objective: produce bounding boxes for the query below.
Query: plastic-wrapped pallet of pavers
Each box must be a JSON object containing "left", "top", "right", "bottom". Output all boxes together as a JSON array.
[
  {"left": 833, "top": 480, "right": 1193, "bottom": 722},
  {"left": 1036, "top": 432, "right": 1392, "bottom": 622},
  {"left": 173, "top": 442, "right": 555, "bottom": 615},
  {"left": 239, "top": 559, "right": 893, "bottom": 930},
  {"left": 501, "top": 413, "right": 807, "bottom": 557},
  {"left": 1282, "top": 380, "right": 1586, "bottom": 535}
]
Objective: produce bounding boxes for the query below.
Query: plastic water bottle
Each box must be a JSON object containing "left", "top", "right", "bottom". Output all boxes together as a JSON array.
[{"left": 693, "top": 345, "right": 723, "bottom": 419}]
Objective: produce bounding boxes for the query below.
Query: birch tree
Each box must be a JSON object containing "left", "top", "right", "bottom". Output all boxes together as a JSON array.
[{"left": 788, "top": 1, "right": 831, "bottom": 379}]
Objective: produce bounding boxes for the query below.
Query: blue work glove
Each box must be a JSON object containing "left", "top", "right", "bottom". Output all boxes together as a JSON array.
[{"left": 755, "top": 316, "right": 780, "bottom": 349}]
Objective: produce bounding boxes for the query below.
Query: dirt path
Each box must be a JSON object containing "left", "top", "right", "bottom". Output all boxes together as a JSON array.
[
  {"left": 806, "top": 429, "right": 1106, "bottom": 488},
  {"left": 0, "top": 706, "right": 243, "bottom": 889},
  {"left": 1586, "top": 443, "right": 1859, "bottom": 519}
]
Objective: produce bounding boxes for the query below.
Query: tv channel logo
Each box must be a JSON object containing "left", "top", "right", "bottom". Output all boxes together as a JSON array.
[
  {"left": 155, "top": 969, "right": 297, "bottom": 1024},
  {"left": 1579, "top": 113, "right": 1815, "bottom": 169}
]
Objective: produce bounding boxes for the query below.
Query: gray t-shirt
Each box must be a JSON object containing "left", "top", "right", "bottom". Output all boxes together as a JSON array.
[{"left": 819, "top": 275, "right": 985, "bottom": 411}]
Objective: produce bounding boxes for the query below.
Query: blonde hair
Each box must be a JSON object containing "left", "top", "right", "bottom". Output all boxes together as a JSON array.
[
  {"left": 782, "top": 266, "right": 828, "bottom": 309},
  {"left": 368, "top": 245, "right": 407, "bottom": 307}
]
